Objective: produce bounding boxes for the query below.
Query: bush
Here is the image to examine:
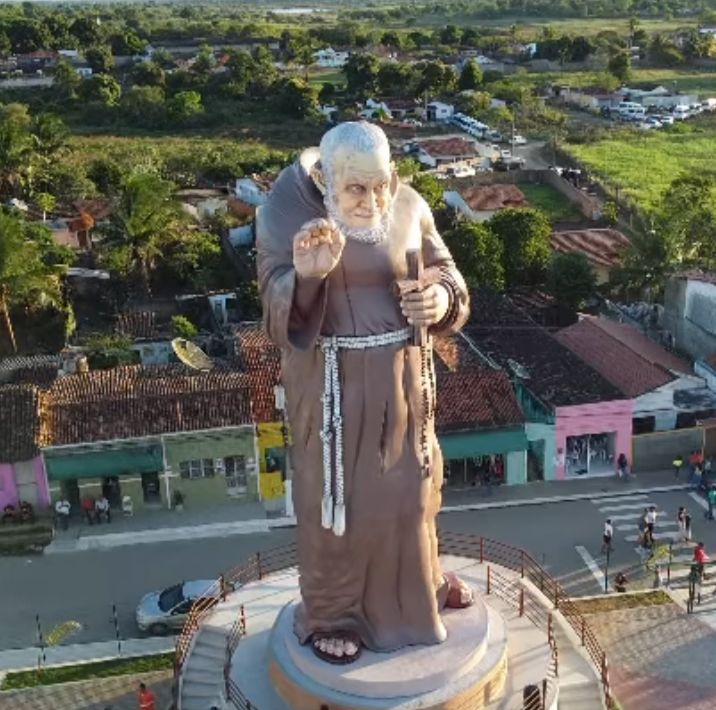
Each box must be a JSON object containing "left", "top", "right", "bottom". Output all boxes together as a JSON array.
[{"left": 171, "top": 315, "right": 198, "bottom": 339}]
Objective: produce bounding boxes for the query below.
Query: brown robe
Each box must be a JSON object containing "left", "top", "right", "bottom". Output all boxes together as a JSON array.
[{"left": 256, "top": 149, "right": 469, "bottom": 652}]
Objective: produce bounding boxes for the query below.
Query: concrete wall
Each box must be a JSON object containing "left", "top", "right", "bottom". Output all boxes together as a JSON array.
[
  {"left": 664, "top": 278, "right": 716, "bottom": 361},
  {"left": 631, "top": 427, "right": 704, "bottom": 472},
  {"left": 525, "top": 422, "right": 557, "bottom": 481},
  {"left": 695, "top": 360, "right": 716, "bottom": 393},
  {"left": 554, "top": 399, "right": 634, "bottom": 480},
  {"left": 635, "top": 376, "right": 705, "bottom": 431}
]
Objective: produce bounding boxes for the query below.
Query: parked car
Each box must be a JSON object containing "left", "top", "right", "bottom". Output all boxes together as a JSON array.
[
  {"left": 655, "top": 114, "right": 674, "bottom": 125},
  {"left": 512, "top": 134, "right": 527, "bottom": 145},
  {"left": 403, "top": 118, "right": 423, "bottom": 128},
  {"left": 494, "top": 156, "right": 525, "bottom": 171},
  {"left": 643, "top": 117, "right": 662, "bottom": 128},
  {"left": 500, "top": 149, "right": 512, "bottom": 159},
  {"left": 136, "top": 579, "right": 230, "bottom": 634},
  {"left": 484, "top": 130, "right": 504, "bottom": 142},
  {"left": 449, "top": 163, "right": 476, "bottom": 178}
]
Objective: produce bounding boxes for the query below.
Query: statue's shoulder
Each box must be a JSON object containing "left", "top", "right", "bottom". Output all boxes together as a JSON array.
[{"left": 396, "top": 182, "right": 429, "bottom": 215}]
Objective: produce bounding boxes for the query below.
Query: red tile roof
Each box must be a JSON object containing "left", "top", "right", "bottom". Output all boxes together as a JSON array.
[
  {"left": 460, "top": 184, "right": 528, "bottom": 212},
  {"left": 436, "top": 368, "right": 524, "bottom": 432},
  {"left": 0, "top": 385, "right": 40, "bottom": 462},
  {"left": 418, "top": 137, "right": 478, "bottom": 158},
  {"left": 40, "top": 366, "right": 253, "bottom": 446},
  {"left": 235, "top": 325, "right": 282, "bottom": 423},
  {"left": 551, "top": 229, "right": 630, "bottom": 269},
  {"left": 555, "top": 317, "right": 691, "bottom": 397}
]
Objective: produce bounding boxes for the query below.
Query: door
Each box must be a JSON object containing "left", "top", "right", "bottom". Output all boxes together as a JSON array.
[
  {"left": 141, "top": 472, "right": 162, "bottom": 505},
  {"left": 102, "top": 476, "right": 121, "bottom": 508},
  {"left": 62, "top": 479, "right": 80, "bottom": 510}
]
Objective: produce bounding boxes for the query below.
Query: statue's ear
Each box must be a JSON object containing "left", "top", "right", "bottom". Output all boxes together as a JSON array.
[
  {"left": 310, "top": 163, "right": 328, "bottom": 196},
  {"left": 390, "top": 163, "right": 399, "bottom": 197}
]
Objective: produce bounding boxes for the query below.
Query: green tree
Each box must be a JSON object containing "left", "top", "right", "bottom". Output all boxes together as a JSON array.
[
  {"left": 273, "top": 78, "right": 319, "bottom": 119},
  {"left": 81, "top": 73, "right": 122, "bottom": 107},
  {"left": 121, "top": 85, "right": 166, "bottom": 127},
  {"left": 0, "top": 105, "right": 33, "bottom": 198},
  {"left": 35, "top": 192, "right": 56, "bottom": 222},
  {"left": 444, "top": 220, "right": 504, "bottom": 290},
  {"left": 167, "top": 90, "right": 203, "bottom": 122},
  {"left": 0, "top": 211, "right": 64, "bottom": 352},
  {"left": 130, "top": 61, "right": 165, "bottom": 87},
  {"left": 99, "top": 173, "right": 184, "bottom": 297},
  {"left": 84, "top": 332, "right": 137, "bottom": 370},
  {"left": 458, "top": 59, "right": 483, "bottom": 92},
  {"left": 416, "top": 60, "right": 456, "bottom": 96},
  {"left": 109, "top": 29, "right": 145, "bottom": 56},
  {"left": 395, "top": 157, "right": 421, "bottom": 180},
  {"left": 411, "top": 172, "right": 445, "bottom": 212},
  {"left": 545, "top": 252, "right": 596, "bottom": 310},
  {"left": 607, "top": 51, "right": 631, "bottom": 83},
  {"left": 343, "top": 53, "right": 379, "bottom": 98},
  {"left": 318, "top": 82, "right": 336, "bottom": 105},
  {"left": 85, "top": 44, "right": 115, "bottom": 74},
  {"left": 486, "top": 208, "right": 552, "bottom": 288},
  {"left": 171, "top": 314, "right": 198, "bottom": 339},
  {"left": 53, "top": 58, "right": 81, "bottom": 99}
]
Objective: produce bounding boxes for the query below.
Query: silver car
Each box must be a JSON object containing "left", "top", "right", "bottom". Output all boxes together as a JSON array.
[{"left": 136, "top": 580, "right": 222, "bottom": 634}]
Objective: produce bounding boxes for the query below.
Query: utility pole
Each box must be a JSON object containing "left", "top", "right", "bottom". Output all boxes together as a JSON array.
[{"left": 604, "top": 545, "right": 611, "bottom": 593}]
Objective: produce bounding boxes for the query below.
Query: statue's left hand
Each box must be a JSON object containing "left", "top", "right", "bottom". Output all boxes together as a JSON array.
[{"left": 399, "top": 282, "right": 450, "bottom": 327}]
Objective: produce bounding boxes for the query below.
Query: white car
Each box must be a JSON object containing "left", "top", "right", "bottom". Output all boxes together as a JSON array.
[
  {"left": 450, "top": 164, "right": 476, "bottom": 178},
  {"left": 500, "top": 149, "right": 512, "bottom": 159},
  {"left": 655, "top": 114, "right": 674, "bottom": 125},
  {"left": 512, "top": 134, "right": 527, "bottom": 145}
]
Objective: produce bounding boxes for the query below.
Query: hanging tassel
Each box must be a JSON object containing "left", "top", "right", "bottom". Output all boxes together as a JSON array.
[
  {"left": 332, "top": 503, "right": 346, "bottom": 537},
  {"left": 321, "top": 494, "right": 334, "bottom": 529}
]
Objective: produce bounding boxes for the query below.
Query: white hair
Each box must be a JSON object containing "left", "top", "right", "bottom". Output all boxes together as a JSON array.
[{"left": 318, "top": 122, "right": 392, "bottom": 244}]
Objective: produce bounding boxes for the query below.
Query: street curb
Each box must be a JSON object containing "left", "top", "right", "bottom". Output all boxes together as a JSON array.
[{"left": 440, "top": 484, "right": 690, "bottom": 514}]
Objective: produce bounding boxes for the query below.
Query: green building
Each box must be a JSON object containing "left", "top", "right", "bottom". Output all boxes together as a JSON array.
[{"left": 41, "top": 365, "right": 259, "bottom": 513}]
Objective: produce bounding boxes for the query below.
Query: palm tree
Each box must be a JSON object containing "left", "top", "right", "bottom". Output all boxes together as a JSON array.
[
  {"left": 0, "top": 211, "right": 63, "bottom": 352},
  {"left": 100, "top": 173, "right": 184, "bottom": 298}
]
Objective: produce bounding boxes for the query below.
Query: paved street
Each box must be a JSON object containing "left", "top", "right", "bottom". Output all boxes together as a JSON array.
[{"left": 3, "top": 486, "right": 716, "bottom": 658}]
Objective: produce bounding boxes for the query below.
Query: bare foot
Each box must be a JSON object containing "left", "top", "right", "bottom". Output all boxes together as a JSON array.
[
  {"left": 311, "top": 631, "right": 362, "bottom": 664},
  {"left": 444, "top": 571, "right": 474, "bottom": 609}
]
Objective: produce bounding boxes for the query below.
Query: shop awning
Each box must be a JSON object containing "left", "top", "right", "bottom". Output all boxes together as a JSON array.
[
  {"left": 439, "top": 427, "right": 528, "bottom": 460},
  {"left": 45, "top": 444, "right": 163, "bottom": 481}
]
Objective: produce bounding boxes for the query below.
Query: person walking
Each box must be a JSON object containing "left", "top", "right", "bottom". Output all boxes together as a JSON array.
[
  {"left": 95, "top": 494, "right": 111, "bottom": 524},
  {"left": 678, "top": 506, "right": 686, "bottom": 541},
  {"left": 54, "top": 497, "right": 70, "bottom": 530},
  {"left": 646, "top": 506, "right": 657, "bottom": 541},
  {"left": 707, "top": 486, "right": 716, "bottom": 521},
  {"left": 638, "top": 508, "right": 651, "bottom": 552},
  {"left": 617, "top": 453, "right": 629, "bottom": 479},
  {"left": 673, "top": 455, "right": 684, "bottom": 479},
  {"left": 685, "top": 508, "right": 693, "bottom": 542},
  {"left": 81, "top": 495, "right": 94, "bottom": 525},
  {"left": 138, "top": 682, "right": 156, "bottom": 710},
  {"left": 694, "top": 541, "right": 709, "bottom": 579},
  {"left": 602, "top": 519, "right": 614, "bottom": 554}
]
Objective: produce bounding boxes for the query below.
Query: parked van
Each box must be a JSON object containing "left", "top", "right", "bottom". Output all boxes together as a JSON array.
[
  {"left": 673, "top": 105, "right": 690, "bottom": 120},
  {"left": 616, "top": 101, "right": 645, "bottom": 119}
]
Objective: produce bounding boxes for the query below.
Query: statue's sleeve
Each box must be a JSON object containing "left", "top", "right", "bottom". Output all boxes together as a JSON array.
[
  {"left": 420, "top": 203, "right": 470, "bottom": 335},
  {"left": 255, "top": 206, "right": 328, "bottom": 351}
]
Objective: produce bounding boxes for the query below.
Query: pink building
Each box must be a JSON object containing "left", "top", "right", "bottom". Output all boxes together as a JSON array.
[
  {"left": 553, "top": 399, "right": 634, "bottom": 480},
  {"left": 0, "top": 385, "right": 50, "bottom": 510}
]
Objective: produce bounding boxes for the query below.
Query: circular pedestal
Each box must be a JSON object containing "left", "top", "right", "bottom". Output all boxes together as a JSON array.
[{"left": 269, "top": 599, "right": 508, "bottom": 710}]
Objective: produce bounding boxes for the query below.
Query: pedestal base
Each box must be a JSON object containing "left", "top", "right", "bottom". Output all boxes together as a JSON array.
[{"left": 269, "top": 599, "right": 508, "bottom": 710}]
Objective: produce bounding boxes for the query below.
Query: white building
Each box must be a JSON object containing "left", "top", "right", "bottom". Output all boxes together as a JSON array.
[
  {"left": 426, "top": 101, "right": 455, "bottom": 122},
  {"left": 312, "top": 47, "right": 349, "bottom": 68}
]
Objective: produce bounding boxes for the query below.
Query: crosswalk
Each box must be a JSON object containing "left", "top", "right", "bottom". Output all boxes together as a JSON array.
[{"left": 594, "top": 493, "right": 682, "bottom": 545}]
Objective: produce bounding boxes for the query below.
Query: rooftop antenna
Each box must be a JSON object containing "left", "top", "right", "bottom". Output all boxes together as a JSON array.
[{"left": 171, "top": 338, "right": 214, "bottom": 371}]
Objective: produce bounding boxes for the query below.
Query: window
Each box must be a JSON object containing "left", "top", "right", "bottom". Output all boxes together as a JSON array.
[
  {"left": 179, "top": 459, "right": 216, "bottom": 479},
  {"left": 225, "top": 456, "right": 247, "bottom": 495}
]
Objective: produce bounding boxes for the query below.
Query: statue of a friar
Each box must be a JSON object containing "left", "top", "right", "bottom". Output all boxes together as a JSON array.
[{"left": 256, "top": 121, "right": 473, "bottom": 665}]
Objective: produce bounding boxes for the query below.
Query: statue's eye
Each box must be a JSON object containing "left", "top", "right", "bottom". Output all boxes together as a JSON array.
[{"left": 348, "top": 184, "right": 365, "bottom": 195}]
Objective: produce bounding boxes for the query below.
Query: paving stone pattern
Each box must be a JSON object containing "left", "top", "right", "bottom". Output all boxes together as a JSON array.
[
  {"left": 586, "top": 603, "right": 716, "bottom": 710},
  {"left": 0, "top": 669, "right": 173, "bottom": 710}
]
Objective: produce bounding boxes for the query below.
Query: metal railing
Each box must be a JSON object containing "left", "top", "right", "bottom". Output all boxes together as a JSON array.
[
  {"left": 486, "top": 566, "right": 558, "bottom": 710},
  {"left": 174, "top": 533, "right": 614, "bottom": 710}
]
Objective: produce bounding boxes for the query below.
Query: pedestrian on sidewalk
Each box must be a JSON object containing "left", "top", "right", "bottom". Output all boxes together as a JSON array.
[
  {"left": 707, "top": 486, "right": 716, "bottom": 521},
  {"left": 638, "top": 508, "right": 652, "bottom": 551},
  {"left": 673, "top": 455, "right": 684, "bottom": 479},
  {"left": 81, "top": 495, "right": 94, "bottom": 525},
  {"left": 685, "top": 509, "right": 693, "bottom": 542},
  {"left": 602, "top": 519, "right": 614, "bottom": 554},
  {"left": 617, "top": 453, "right": 629, "bottom": 479},
  {"left": 615, "top": 571, "right": 628, "bottom": 593},
  {"left": 694, "top": 541, "right": 709, "bottom": 580},
  {"left": 138, "top": 682, "right": 156, "bottom": 710},
  {"left": 95, "top": 494, "right": 111, "bottom": 524},
  {"left": 678, "top": 506, "right": 686, "bottom": 540},
  {"left": 54, "top": 497, "right": 70, "bottom": 530}
]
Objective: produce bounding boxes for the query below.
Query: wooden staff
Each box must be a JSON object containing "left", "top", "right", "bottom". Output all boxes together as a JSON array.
[{"left": 406, "top": 248, "right": 427, "bottom": 347}]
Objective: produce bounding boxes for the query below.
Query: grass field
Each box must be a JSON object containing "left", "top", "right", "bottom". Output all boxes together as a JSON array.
[
  {"left": 565, "top": 118, "right": 716, "bottom": 212},
  {"left": 307, "top": 68, "right": 346, "bottom": 89},
  {"left": 519, "top": 182, "right": 584, "bottom": 223}
]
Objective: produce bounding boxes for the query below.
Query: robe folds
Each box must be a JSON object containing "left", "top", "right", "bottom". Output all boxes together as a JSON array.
[{"left": 255, "top": 149, "right": 470, "bottom": 652}]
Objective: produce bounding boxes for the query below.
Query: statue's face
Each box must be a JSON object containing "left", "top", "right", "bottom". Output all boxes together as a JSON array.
[{"left": 331, "top": 150, "right": 392, "bottom": 230}]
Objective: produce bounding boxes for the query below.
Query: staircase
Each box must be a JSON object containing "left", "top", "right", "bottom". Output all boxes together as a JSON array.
[{"left": 179, "top": 625, "right": 228, "bottom": 710}]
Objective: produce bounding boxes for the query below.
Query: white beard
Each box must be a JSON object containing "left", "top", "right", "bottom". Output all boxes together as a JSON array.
[{"left": 324, "top": 189, "right": 391, "bottom": 245}]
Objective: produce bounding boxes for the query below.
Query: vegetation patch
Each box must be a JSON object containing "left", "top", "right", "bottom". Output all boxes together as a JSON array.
[
  {"left": 519, "top": 183, "right": 584, "bottom": 224},
  {"left": 0, "top": 652, "right": 174, "bottom": 690},
  {"left": 570, "top": 590, "right": 672, "bottom": 615}
]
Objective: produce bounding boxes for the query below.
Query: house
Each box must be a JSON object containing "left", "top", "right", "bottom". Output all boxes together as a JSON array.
[
  {"left": 663, "top": 271, "right": 716, "bottom": 361},
  {"left": 554, "top": 86, "right": 622, "bottom": 112},
  {"left": 550, "top": 228, "right": 631, "bottom": 284},
  {"left": 113, "top": 311, "right": 174, "bottom": 366},
  {"left": 464, "top": 289, "right": 633, "bottom": 481},
  {"left": 40, "top": 365, "right": 260, "bottom": 512},
  {"left": 313, "top": 47, "right": 349, "bottom": 68},
  {"left": 425, "top": 101, "right": 455, "bottom": 122},
  {"left": 230, "top": 177, "right": 269, "bottom": 218},
  {"left": 235, "top": 325, "right": 286, "bottom": 510},
  {"left": 176, "top": 188, "right": 228, "bottom": 221},
  {"left": 47, "top": 213, "right": 94, "bottom": 250},
  {"left": 360, "top": 98, "right": 392, "bottom": 120},
  {"left": 415, "top": 136, "right": 480, "bottom": 168},
  {"left": 433, "top": 337, "right": 529, "bottom": 485},
  {"left": 445, "top": 184, "right": 529, "bottom": 222},
  {"left": 0, "top": 385, "right": 51, "bottom": 511},
  {"left": 16, "top": 50, "right": 57, "bottom": 74}
]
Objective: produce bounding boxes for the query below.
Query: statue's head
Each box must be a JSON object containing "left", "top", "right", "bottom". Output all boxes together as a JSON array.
[{"left": 312, "top": 121, "right": 397, "bottom": 243}]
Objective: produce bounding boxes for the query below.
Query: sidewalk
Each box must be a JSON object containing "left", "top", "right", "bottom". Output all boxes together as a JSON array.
[{"left": 45, "top": 469, "right": 687, "bottom": 553}]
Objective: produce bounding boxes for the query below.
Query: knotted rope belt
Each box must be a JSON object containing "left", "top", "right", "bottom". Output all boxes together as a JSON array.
[{"left": 318, "top": 328, "right": 411, "bottom": 537}]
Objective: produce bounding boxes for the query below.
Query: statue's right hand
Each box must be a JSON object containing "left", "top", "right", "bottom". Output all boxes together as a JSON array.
[{"left": 293, "top": 218, "right": 345, "bottom": 280}]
